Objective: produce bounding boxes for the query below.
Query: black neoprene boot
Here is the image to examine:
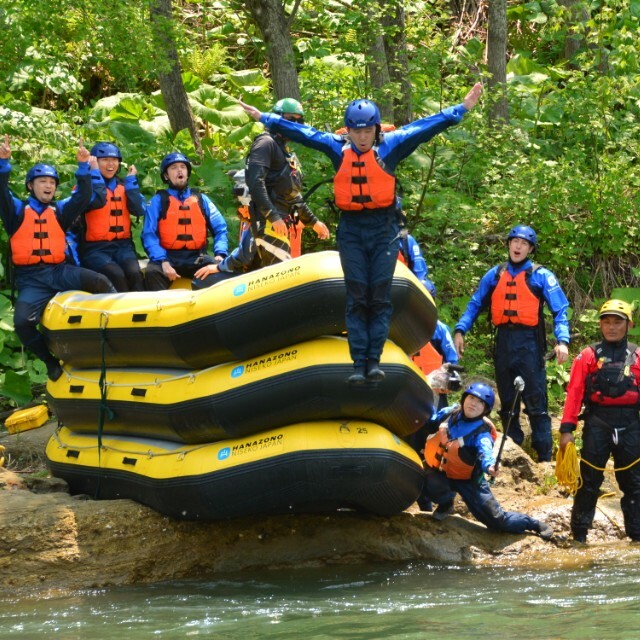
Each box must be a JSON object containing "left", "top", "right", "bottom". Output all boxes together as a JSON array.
[
  {"left": 366, "top": 360, "right": 385, "bottom": 382},
  {"left": 347, "top": 362, "right": 367, "bottom": 385}
]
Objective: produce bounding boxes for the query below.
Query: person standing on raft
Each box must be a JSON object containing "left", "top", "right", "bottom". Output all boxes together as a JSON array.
[{"left": 240, "top": 82, "right": 482, "bottom": 384}]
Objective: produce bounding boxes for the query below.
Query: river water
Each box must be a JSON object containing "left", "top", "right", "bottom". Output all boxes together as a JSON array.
[{"left": 3, "top": 559, "right": 640, "bottom": 639}]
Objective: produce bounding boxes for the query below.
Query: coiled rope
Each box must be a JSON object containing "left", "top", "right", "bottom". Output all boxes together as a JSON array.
[
  {"left": 555, "top": 441, "right": 582, "bottom": 496},
  {"left": 555, "top": 441, "right": 640, "bottom": 496}
]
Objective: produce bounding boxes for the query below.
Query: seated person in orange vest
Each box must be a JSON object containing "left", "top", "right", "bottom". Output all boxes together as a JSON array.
[
  {"left": 453, "top": 225, "right": 570, "bottom": 462},
  {"left": 423, "top": 382, "right": 553, "bottom": 539},
  {"left": 0, "top": 135, "right": 116, "bottom": 381},
  {"left": 142, "top": 152, "right": 228, "bottom": 290},
  {"left": 240, "top": 83, "right": 482, "bottom": 384},
  {"left": 72, "top": 142, "right": 146, "bottom": 292}
]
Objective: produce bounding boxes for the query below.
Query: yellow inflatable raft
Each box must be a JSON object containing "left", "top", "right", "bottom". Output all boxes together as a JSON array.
[
  {"left": 46, "top": 336, "right": 433, "bottom": 442},
  {"left": 41, "top": 251, "right": 436, "bottom": 369},
  {"left": 45, "top": 421, "right": 425, "bottom": 520}
]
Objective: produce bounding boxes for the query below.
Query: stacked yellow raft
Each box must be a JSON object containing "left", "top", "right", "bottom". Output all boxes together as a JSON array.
[
  {"left": 46, "top": 421, "right": 425, "bottom": 520},
  {"left": 45, "top": 251, "right": 436, "bottom": 520},
  {"left": 41, "top": 251, "right": 436, "bottom": 369},
  {"left": 46, "top": 336, "right": 432, "bottom": 442}
]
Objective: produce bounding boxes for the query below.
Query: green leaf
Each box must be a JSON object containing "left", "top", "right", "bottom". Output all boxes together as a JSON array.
[
  {"left": 90, "top": 93, "right": 144, "bottom": 122},
  {"left": 108, "top": 121, "right": 157, "bottom": 146},
  {"left": 189, "top": 86, "right": 248, "bottom": 127},
  {"left": 225, "top": 69, "right": 269, "bottom": 91},
  {"left": 0, "top": 370, "right": 32, "bottom": 406},
  {"left": 182, "top": 72, "right": 202, "bottom": 93}
]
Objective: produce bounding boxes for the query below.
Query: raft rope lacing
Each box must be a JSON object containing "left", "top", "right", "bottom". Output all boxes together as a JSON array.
[
  {"left": 51, "top": 429, "right": 200, "bottom": 460},
  {"left": 47, "top": 289, "right": 201, "bottom": 315},
  {"left": 60, "top": 366, "right": 212, "bottom": 387},
  {"left": 555, "top": 441, "right": 640, "bottom": 496}
]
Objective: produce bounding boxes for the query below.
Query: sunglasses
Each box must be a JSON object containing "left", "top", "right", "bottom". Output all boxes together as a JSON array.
[{"left": 283, "top": 114, "right": 304, "bottom": 123}]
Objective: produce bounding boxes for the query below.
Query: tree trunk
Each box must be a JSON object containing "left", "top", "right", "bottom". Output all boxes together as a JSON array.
[
  {"left": 150, "top": 0, "right": 202, "bottom": 156},
  {"left": 381, "top": 1, "right": 412, "bottom": 126},
  {"left": 367, "top": 32, "right": 393, "bottom": 123},
  {"left": 486, "top": 0, "right": 509, "bottom": 125},
  {"left": 246, "top": 0, "right": 300, "bottom": 101}
]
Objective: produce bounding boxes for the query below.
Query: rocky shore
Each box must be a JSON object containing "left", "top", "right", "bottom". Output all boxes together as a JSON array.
[{"left": 1, "top": 421, "right": 635, "bottom": 601}]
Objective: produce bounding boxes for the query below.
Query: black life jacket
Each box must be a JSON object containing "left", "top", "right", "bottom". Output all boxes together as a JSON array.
[{"left": 586, "top": 341, "right": 640, "bottom": 403}]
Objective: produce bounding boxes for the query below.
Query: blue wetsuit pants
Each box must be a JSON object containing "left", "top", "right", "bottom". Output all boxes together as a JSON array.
[
  {"left": 494, "top": 327, "right": 552, "bottom": 461},
  {"left": 424, "top": 466, "right": 542, "bottom": 533},
  {"left": 13, "top": 263, "right": 115, "bottom": 364},
  {"left": 336, "top": 212, "right": 398, "bottom": 365}
]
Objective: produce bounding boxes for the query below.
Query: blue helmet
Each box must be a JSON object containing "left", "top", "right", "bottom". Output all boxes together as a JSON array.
[
  {"left": 507, "top": 225, "right": 537, "bottom": 248},
  {"left": 344, "top": 99, "right": 381, "bottom": 129},
  {"left": 160, "top": 152, "right": 192, "bottom": 182},
  {"left": 25, "top": 164, "right": 59, "bottom": 190},
  {"left": 461, "top": 382, "right": 495, "bottom": 414},
  {"left": 90, "top": 142, "right": 122, "bottom": 161}
]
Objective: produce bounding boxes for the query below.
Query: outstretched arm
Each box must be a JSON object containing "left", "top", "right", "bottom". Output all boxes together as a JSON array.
[
  {"left": 463, "top": 82, "right": 483, "bottom": 111},
  {"left": 0, "top": 134, "right": 21, "bottom": 234},
  {"left": 240, "top": 101, "right": 262, "bottom": 122}
]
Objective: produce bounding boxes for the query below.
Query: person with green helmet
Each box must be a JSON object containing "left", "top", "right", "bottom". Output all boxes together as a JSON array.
[
  {"left": 240, "top": 97, "right": 329, "bottom": 266},
  {"left": 559, "top": 299, "right": 640, "bottom": 543}
]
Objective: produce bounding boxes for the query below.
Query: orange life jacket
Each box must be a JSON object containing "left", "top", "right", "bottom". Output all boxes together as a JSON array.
[
  {"left": 84, "top": 183, "right": 132, "bottom": 242},
  {"left": 412, "top": 342, "right": 443, "bottom": 376},
  {"left": 10, "top": 204, "right": 66, "bottom": 266},
  {"left": 157, "top": 191, "right": 208, "bottom": 251},
  {"left": 490, "top": 264, "right": 541, "bottom": 327},
  {"left": 424, "top": 420, "right": 497, "bottom": 480},
  {"left": 333, "top": 146, "right": 396, "bottom": 211}
]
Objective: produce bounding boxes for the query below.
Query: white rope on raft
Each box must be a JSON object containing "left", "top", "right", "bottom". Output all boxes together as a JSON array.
[
  {"left": 45, "top": 291, "right": 199, "bottom": 315},
  {"left": 50, "top": 430, "right": 204, "bottom": 460},
  {"left": 60, "top": 367, "right": 216, "bottom": 387}
]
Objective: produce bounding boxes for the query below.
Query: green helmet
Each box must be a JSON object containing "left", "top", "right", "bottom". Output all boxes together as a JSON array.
[{"left": 272, "top": 98, "right": 304, "bottom": 117}]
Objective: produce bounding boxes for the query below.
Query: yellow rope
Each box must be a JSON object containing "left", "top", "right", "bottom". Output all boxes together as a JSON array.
[
  {"left": 581, "top": 455, "right": 640, "bottom": 473},
  {"left": 556, "top": 441, "right": 640, "bottom": 496},
  {"left": 555, "top": 442, "right": 582, "bottom": 496}
]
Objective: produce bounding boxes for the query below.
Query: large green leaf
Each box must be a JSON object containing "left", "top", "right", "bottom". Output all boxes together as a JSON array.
[
  {"left": 0, "top": 370, "right": 32, "bottom": 406},
  {"left": 90, "top": 93, "right": 144, "bottom": 122},
  {"left": 195, "top": 156, "right": 233, "bottom": 188},
  {"left": 108, "top": 121, "right": 158, "bottom": 146},
  {"left": 225, "top": 69, "right": 269, "bottom": 92},
  {"left": 189, "top": 86, "right": 248, "bottom": 127}
]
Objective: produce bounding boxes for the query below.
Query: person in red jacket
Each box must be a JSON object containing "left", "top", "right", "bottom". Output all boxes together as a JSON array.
[{"left": 559, "top": 299, "right": 640, "bottom": 543}]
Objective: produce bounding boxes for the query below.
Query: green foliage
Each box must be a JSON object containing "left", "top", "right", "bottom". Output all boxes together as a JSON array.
[{"left": 2, "top": 0, "right": 640, "bottom": 403}]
